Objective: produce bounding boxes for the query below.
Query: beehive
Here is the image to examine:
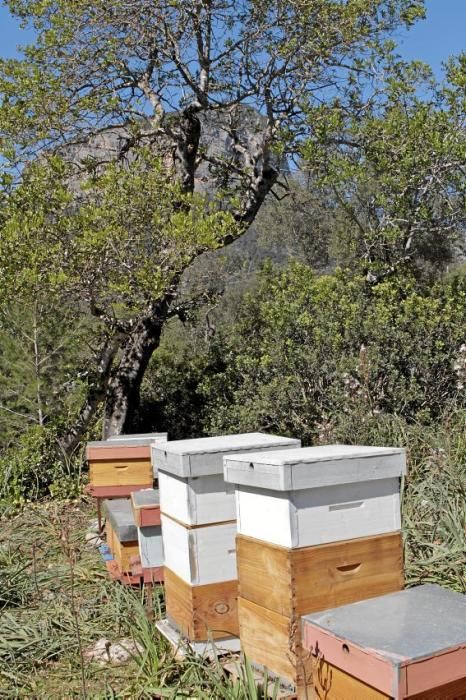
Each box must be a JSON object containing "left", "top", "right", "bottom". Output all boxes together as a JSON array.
[
  {"left": 302, "top": 584, "right": 466, "bottom": 699},
  {"left": 224, "top": 444, "right": 406, "bottom": 689},
  {"left": 86, "top": 433, "right": 168, "bottom": 497},
  {"left": 152, "top": 433, "right": 300, "bottom": 642},
  {"left": 130, "top": 489, "right": 164, "bottom": 581},
  {"left": 131, "top": 488, "right": 161, "bottom": 528},
  {"left": 104, "top": 498, "right": 139, "bottom": 573}
]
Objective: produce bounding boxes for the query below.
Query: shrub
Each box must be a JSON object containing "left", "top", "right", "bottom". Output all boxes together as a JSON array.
[
  {"left": 0, "top": 424, "right": 82, "bottom": 507},
  {"left": 199, "top": 263, "right": 466, "bottom": 443}
]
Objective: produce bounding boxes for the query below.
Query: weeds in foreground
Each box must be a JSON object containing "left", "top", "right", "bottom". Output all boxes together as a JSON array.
[{"left": 0, "top": 500, "right": 282, "bottom": 698}]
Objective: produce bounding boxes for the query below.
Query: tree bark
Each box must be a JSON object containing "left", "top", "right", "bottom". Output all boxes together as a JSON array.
[
  {"left": 59, "top": 334, "right": 123, "bottom": 455},
  {"left": 103, "top": 303, "right": 168, "bottom": 437}
]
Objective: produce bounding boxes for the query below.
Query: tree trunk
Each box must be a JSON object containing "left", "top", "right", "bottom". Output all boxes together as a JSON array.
[
  {"left": 103, "top": 309, "right": 165, "bottom": 437},
  {"left": 59, "top": 335, "right": 123, "bottom": 455}
]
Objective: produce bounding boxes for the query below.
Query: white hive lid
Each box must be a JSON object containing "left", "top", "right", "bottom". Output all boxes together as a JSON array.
[
  {"left": 107, "top": 432, "right": 168, "bottom": 446},
  {"left": 151, "top": 432, "right": 300, "bottom": 478},
  {"left": 223, "top": 444, "right": 406, "bottom": 491}
]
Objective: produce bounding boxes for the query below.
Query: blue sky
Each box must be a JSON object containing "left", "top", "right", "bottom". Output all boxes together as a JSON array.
[{"left": 0, "top": 0, "right": 464, "bottom": 73}]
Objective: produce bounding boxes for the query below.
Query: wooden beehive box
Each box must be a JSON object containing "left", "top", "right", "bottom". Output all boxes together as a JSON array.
[
  {"left": 86, "top": 434, "right": 168, "bottom": 495},
  {"left": 224, "top": 444, "right": 406, "bottom": 690},
  {"left": 108, "top": 433, "right": 168, "bottom": 478},
  {"left": 154, "top": 433, "right": 300, "bottom": 643},
  {"left": 161, "top": 514, "right": 237, "bottom": 586},
  {"left": 152, "top": 433, "right": 301, "bottom": 526},
  {"left": 237, "top": 531, "right": 404, "bottom": 619},
  {"left": 130, "top": 488, "right": 163, "bottom": 573},
  {"left": 224, "top": 444, "right": 406, "bottom": 548},
  {"left": 104, "top": 498, "right": 139, "bottom": 573},
  {"left": 302, "top": 584, "right": 466, "bottom": 699},
  {"left": 131, "top": 488, "right": 161, "bottom": 527},
  {"left": 164, "top": 568, "right": 239, "bottom": 641}
]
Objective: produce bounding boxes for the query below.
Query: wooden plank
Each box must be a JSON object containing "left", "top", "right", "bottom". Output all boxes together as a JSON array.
[
  {"left": 87, "top": 445, "right": 151, "bottom": 460},
  {"left": 292, "top": 531, "right": 404, "bottom": 615},
  {"left": 312, "top": 659, "right": 390, "bottom": 700},
  {"left": 165, "top": 567, "right": 239, "bottom": 641},
  {"left": 89, "top": 459, "right": 152, "bottom": 487},
  {"left": 237, "top": 534, "right": 292, "bottom": 616},
  {"left": 237, "top": 597, "right": 313, "bottom": 685},
  {"left": 105, "top": 519, "right": 115, "bottom": 554},
  {"left": 139, "top": 508, "right": 161, "bottom": 527},
  {"left": 310, "top": 660, "right": 466, "bottom": 700},
  {"left": 85, "top": 483, "right": 152, "bottom": 498},
  {"left": 131, "top": 501, "right": 161, "bottom": 527},
  {"left": 237, "top": 532, "right": 404, "bottom": 618}
]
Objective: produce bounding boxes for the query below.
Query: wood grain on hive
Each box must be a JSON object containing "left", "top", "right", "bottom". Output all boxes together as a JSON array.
[
  {"left": 237, "top": 531, "right": 404, "bottom": 618},
  {"left": 86, "top": 433, "right": 168, "bottom": 493},
  {"left": 224, "top": 444, "right": 406, "bottom": 688},
  {"left": 165, "top": 567, "right": 239, "bottom": 640},
  {"left": 153, "top": 433, "right": 301, "bottom": 642},
  {"left": 302, "top": 585, "right": 466, "bottom": 700},
  {"left": 103, "top": 498, "right": 139, "bottom": 573}
]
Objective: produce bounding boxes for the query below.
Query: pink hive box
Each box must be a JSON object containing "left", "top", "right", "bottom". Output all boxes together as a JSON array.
[{"left": 302, "top": 584, "right": 466, "bottom": 699}]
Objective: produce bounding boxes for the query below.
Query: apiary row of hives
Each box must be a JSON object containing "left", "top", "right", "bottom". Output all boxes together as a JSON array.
[{"left": 86, "top": 433, "right": 466, "bottom": 699}]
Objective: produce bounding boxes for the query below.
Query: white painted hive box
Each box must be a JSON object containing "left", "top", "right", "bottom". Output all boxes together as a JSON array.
[
  {"left": 224, "top": 445, "right": 406, "bottom": 549},
  {"left": 161, "top": 514, "right": 237, "bottom": 586},
  {"left": 138, "top": 525, "right": 164, "bottom": 569},
  {"left": 154, "top": 433, "right": 300, "bottom": 526}
]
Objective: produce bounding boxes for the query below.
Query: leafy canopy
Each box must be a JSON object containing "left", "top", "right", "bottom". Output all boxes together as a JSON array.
[
  {"left": 0, "top": 0, "right": 425, "bottom": 166},
  {"left": 0, "top": 151, "right": 237, "bottom": 326}
]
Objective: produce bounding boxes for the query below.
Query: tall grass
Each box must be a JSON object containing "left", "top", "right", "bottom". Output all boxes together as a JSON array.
[{"left": 402, "top": 410, "right": 466, "bottom": 590}]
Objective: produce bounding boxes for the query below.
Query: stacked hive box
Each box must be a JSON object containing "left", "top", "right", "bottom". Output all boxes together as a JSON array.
[
  {"left": 86, "top": 432, "right": 168, "bottom": 498},
  {"left": 104, "top": 498, "right": 140, "bottom": 574},
  {"left": 223, "top": 444, "right": 406, "bottom": 691},
  {"left": 152, "top": 433, "right": 300, "bottom": 643},
  {"left": 86, "top": 432, "right": 168, "bottom": 536},
  {"left": 130, "top": 488, "right": 164, "bottom": 583},
  {"left": 302, "top": 585, "right": 466, "bottom": 699}
]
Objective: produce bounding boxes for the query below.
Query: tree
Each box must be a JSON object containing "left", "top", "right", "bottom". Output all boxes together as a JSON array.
[
  {"left": 0, "top": 0, "right": 425, "bottom": 445},
  {"left": 302, "top": 58, "right": 466, "bottom": 279},
  {"left": 0, "top": 300, "right": 91, "bottom": 450},
  {"left": 0, "top": 151, "right": 235, "bottom": 447}
]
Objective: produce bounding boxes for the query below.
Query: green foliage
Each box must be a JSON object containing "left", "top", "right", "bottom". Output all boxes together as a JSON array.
[
  {"left": 402, "top": 409, "right": 466, "bottom": 591},
  {"left": 302, "top": 57, "right": 466, "bottom": 276},
  {"left": 138, "top": 339, "right": 223, "bottom": 440},
  {"left": 0, "top": 0, "right": 425, "bottom": 164},
  {"left": 0, "top": 302, "right": 92, "bottom": 449},
  {"left": 186, "top": 263, "right": 466, "bottom": 443},
  {"left": 0, "top": 424, "right": 82, "bottom": 506},
  {"left": 0, "top": 152, "right": 236, "bottom": 321}
]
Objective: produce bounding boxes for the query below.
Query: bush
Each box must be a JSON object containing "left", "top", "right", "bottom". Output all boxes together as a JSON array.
[
  {"left": 0, "top": 425, "right": 82, "bottom": 507},
  {"left": 198, "top": 263, "right": 466, "bottom": 443}
]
